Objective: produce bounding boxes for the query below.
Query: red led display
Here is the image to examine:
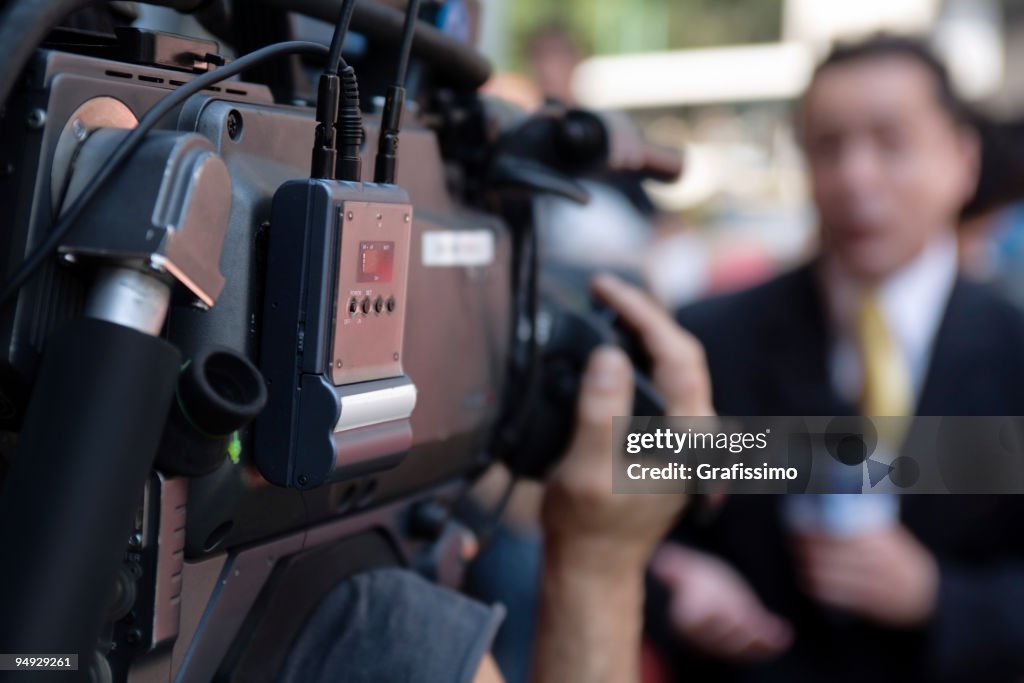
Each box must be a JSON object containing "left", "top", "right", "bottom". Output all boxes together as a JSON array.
[{"left": 357, "top": 241, "right": 394, "bottom": 283}]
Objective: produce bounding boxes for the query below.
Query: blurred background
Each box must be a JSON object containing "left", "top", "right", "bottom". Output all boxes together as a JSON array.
[{"left": 470, "top": 0, "right": 1024, "bottom": 308}]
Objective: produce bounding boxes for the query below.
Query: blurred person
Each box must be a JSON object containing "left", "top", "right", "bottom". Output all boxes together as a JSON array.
[
  {"left": 280, "top": 276, "right": 709, "bottom": 683},
  {"left": 526, "top": 21, "right": 582, "bottom": 106},
  {"left": 653, "top": 35, "right": 1024, "bottom": 683}
]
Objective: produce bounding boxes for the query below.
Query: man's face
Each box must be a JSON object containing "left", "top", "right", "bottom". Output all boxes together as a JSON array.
[{"left": 800, "top": 57, "right": 979, "bottom": 282}]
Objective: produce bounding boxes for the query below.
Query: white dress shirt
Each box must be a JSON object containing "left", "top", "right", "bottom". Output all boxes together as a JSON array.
[{"left": 821, "top": 232, "right": 959, "bottom": 409}]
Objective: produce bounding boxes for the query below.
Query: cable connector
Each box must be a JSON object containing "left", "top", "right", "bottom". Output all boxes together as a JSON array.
[
  {"left": 335, "top": 65, "right": 364, "bottom": 182},
  {"left": 311, "top": 73, "right": 340, "bottom": 179},
  {"left": 374, "top": 85, "right": 404, "bottom": 185}
]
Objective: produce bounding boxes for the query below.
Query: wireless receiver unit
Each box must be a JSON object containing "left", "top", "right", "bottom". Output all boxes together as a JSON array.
[{"left": 256, "top": 180, "right": 416, "bottom": 489}]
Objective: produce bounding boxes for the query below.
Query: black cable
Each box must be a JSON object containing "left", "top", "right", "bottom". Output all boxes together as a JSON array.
[
  {"left": 0, "top": 40, "right": 330, "bottom": 309},
  {"left": 514, "top": 221, "right": 542, "bottom": 433},
  {"left": 373, "top": 0, "right": 421, "bottom": 184},
  {"left": 395, "top": 0, "right": 421, "bottom": 88},
  {"left": 476, "top": 472, "right": 518, "bottom": 553},
  {"left": 325, "top": 0, "right": 357, "bottom": 76},
  {"left": 494, "top": 213, "right": 541, "bottom": 458},
  {"left": 453, "top": 469, "right": 520, "bottom": 556}
]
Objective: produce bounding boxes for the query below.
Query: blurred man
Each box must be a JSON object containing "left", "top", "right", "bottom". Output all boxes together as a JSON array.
[{"left": 655, "top": 36, "right": 1024, "bottom": 682}]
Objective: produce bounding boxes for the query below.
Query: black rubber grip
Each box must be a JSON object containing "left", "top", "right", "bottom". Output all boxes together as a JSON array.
[{"left": 0, "top": 317, "right": 180, "bottom": 679}]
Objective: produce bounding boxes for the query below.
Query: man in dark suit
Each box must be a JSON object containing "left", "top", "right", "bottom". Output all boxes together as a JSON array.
[{"left": 653, "top": 36, "right": 1024, "bottom": 682}]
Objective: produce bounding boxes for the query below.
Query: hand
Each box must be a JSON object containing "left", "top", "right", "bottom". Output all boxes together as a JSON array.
[
  {"left": 534, "top": 275, "right": 713, "bottom": 683},
  {"left": 792, "top": 525, "right": 939, "bottom": 627},
  {"left": 542, "top": 274, "right": 713, "bottom": 576},
  {"left": 651, "top": 543, "right": 793, "bottom": 662},
  {"left": 541, "top": 346, "right": 686, "bottom": 577}
]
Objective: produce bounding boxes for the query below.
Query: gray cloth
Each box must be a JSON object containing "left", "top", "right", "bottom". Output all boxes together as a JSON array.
[{"left": 278, "top": 568, "right": 505, "bottom": 683}]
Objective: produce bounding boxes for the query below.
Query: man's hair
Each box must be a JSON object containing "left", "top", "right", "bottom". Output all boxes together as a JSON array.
[{"left": 807, "top": 34, "right": 972, "bottom": 127}]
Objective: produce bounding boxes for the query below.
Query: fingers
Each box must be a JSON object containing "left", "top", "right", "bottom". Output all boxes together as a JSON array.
[
  {"left": 589, "top": 273, "right": 690, "bottom": 364},
  {"left": 590, "top": 273, "right": 713, "bottom": 416},
  {"left": 711, "top": 613, "right": 793, "bottom": 662},
  {"left": 675, "top": 591, "right": 792, "bottom": 662},
  {"left": 563, "top": 346, "right": 634, "bottom": 467},
  {"left": 795, "top": 527, "right": 939, "bottom": 627},
  {"left": 655, "top": 545, "right": 793, "bottom": 662}
]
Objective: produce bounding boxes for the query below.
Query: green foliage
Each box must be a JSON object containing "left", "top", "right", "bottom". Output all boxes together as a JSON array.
[{"left": 502, "top": 0, "right": 784, "bottom": 71}]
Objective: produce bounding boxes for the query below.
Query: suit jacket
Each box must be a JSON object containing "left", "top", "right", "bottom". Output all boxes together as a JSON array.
[{"left": 663, "top": 263, "right": 1024, "bottom": 683}]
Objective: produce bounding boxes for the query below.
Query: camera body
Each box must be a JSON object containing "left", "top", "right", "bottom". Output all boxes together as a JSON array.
[{"left": 0, "top": 41, "right": 512, "bottom": 679}]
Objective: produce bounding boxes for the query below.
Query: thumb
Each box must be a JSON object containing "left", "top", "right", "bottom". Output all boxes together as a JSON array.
[{"left": 564, "top": 346, "right": 633, "bottom": 466}]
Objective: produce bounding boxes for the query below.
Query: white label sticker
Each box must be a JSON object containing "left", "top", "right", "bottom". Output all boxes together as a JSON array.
[{"left": 422, "top": 230, "right": 495, "bottom": 267}]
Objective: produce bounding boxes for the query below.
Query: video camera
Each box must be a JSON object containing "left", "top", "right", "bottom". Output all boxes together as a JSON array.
[{"left": 0, "top": 1, "right": 679, "bottom": 680}]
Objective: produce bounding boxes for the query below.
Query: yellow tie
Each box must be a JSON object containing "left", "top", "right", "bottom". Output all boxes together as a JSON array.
[{"left": 855, "top": 292, "right": 912, "bottom": 418}]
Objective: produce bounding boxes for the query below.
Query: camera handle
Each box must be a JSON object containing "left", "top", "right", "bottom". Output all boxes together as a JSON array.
[
  {"left": 0, "top": 125, "right": 233, "bottom": 675},
  {"left": 0, "top": 270, "right": 181, "bottom": 676}
]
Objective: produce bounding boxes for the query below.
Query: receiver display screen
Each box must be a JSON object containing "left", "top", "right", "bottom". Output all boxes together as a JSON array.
[{"left": 357, "top": 241, "right": 395, "bottom": 283}]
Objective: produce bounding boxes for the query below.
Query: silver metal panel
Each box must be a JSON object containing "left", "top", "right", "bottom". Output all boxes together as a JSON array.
[{"left": 334, "top": 377, "right": 417, "bottom": 433}]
